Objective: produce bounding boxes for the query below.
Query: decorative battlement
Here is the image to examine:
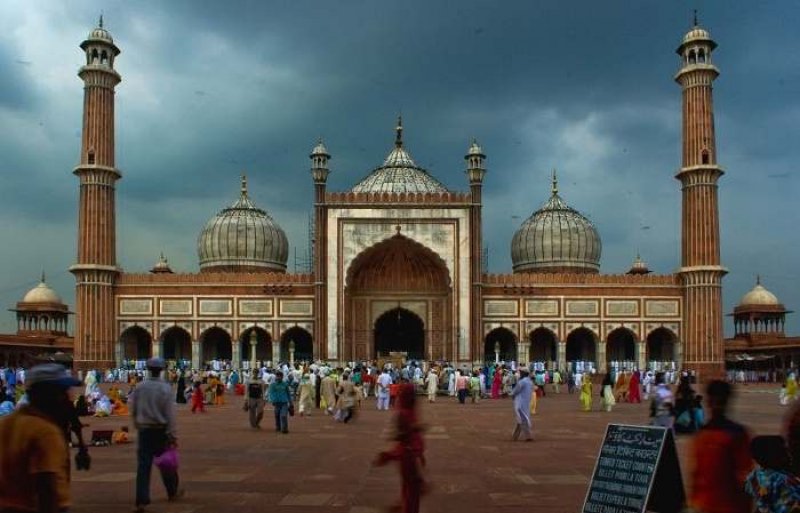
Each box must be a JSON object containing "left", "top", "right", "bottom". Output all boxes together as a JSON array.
[
  {"left": 324, "top": 190, "right": 472, "bottom": 205},
  {"left": 482, "top": 272, "right": 681, "bottom": 286},
  {"left": 117, "top": 272, "right": 313, "bottom": 285}
]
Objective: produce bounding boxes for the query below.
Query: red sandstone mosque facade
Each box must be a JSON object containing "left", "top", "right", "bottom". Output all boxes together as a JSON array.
[{"left": 66, "top": 19, "right": 733, "bottom": 379}]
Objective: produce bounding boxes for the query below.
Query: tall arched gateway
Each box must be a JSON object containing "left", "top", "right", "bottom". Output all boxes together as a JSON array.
[{"left": 344, "top": 233, "right": 452, "bottom": 362}]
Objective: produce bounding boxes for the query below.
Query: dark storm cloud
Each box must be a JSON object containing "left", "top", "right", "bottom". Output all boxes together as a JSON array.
[{"left": 0, "top": 0, "right": 798, "bottom": 336}]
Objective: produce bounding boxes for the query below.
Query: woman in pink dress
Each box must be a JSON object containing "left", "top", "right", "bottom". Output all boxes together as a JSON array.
[{"left": 491, "top": 368, "right": 503, "bottom": 399}]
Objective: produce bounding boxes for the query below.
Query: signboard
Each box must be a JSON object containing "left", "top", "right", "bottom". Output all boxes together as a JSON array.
[{"left": 583, "top": 424, "right": 684, "bottom": 513}]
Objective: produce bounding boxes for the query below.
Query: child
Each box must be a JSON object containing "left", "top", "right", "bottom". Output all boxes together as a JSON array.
[
  {"left": 745, "top": 435, "right": 800, "bottom": 512},
  {"left": 191, "top": 383, "right": 205, "bottom": 413}
]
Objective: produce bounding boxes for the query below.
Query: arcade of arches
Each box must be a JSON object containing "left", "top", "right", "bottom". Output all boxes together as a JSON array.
[
  {"left": 344, "top": 233, "right": 452, "bottom": 362},
  {"left": 117, "top": 324, "right": 314, "bottom": 369}
]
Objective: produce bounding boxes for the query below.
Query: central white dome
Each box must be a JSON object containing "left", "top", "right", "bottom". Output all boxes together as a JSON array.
[{"left": 351, "top": 118, "right": 448, "bottom": 194}]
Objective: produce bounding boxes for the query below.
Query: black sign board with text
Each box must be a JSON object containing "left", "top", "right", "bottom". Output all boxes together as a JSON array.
[{"left": 582, "top": 424, "right": 685, "bottom": 513}]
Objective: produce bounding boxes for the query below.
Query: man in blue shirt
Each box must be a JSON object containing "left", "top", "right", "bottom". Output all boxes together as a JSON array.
[{"left": 268, "top": 371, "right": 291, "bottom": 434}]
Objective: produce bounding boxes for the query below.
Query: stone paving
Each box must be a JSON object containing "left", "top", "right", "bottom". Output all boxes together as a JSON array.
[{"left": 70, "top": 385, "right": 786, "bottom": 513}]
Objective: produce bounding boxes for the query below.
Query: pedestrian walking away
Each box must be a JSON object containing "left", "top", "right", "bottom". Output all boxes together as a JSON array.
[{"left": 131, "top": 357, "right": 183, "bottom": 512}]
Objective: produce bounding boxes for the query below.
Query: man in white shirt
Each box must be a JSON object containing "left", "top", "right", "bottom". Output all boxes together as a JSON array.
[{"left": 376, "top": 370, "right": 392, "bottom": 410}]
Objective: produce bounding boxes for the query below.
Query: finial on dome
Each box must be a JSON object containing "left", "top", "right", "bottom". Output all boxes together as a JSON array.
[
  {"left": 395, "top": 115, "right": 403, "bottom": 148},
  {"left": 756, "top": 274, "right": 761, "bottom": 285},
  {"left": 693, "top": 9, "right": 698, "bottom": 27},
  {"left": 40, "top": 270, "right": 46, "bottom": 283},
  {"left": 241, "top": 174, "right": 248, "bottom": 198},
  {"left": 99, "top": 13, "right": 104, "bottom": 28},
  {"left": 551, "top": 169, "right": 559, "bottom": 195}
]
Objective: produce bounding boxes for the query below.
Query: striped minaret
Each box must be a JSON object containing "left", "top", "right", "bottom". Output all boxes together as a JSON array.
[
  {"left": 674, "top": 15, "right": 726, "bottom": 380},
  {"left": 69, "top": 16, "right": 122, "bottom": 370}
]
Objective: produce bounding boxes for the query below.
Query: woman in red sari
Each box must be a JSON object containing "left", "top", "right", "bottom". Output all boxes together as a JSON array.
[
  {"left": 491, "top": 368, "right": 503, "bottom": 399},
  {"left": 374, "top": 384, "right": 427, "bottom": 513},
  {"left": 627, "top": 370, "right": 642, "bottom": 404}
]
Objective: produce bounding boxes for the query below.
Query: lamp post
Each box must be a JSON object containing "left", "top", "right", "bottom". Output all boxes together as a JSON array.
[
  {"left": 494, "top": 341, "right": 500, "bottom": 364},
  {"left": 249, "top": 329, "right": 258, "bottom": 370},
  {"left": 289, "top": 339, "right": 296, "bottom": 367}
]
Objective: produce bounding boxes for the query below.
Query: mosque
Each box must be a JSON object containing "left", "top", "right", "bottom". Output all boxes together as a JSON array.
[{"left": 60, "top": 17, "right": 736, "bottom": 379}]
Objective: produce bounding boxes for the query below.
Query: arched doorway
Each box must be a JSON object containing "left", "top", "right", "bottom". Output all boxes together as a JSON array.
[
  {"left": 120, "top": 326, "right": 152, "bottom": 361},
  {"left": 374, "top": 308, "right": 425, "bottom": 360},
  {"left": 239, "top": 327, "right": 272, "bottom": 367},
  {"left": 647, "top": 328, "right": 677, "bottom": 371},
  {"left": 566, "top": 327, "right": 597, "bottom": 373},
  {"left": 280, "top": 327, "right": 313, "bottom": 363},
  {"left": 484, "top": 327, "right": 517, "bottom": 363},
  {"left": 345, "top": 233, "right": 452, "bottom": 362},
  {"left": 529, "top": 327, "right": 557, "bottom": 368},
  {"left": 200, "top": 327, "right": 232, "bottom": 365},
  {"left": 606, "top": 328, "right": 637, "bottom": 371},
  {"left": 162, "top": 326, "right": 192, "bottom": 364}
]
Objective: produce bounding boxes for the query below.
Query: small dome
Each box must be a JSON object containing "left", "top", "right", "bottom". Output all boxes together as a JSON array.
[
  {"left": 197, "top": 176, "right": 289, "bottom": 272},
  {"left": 86, "top": 16, "right": 113, "bottom": 44},
  {"left": 627, "top": 253, "right": 651, "bottom": 275},
  {"left": 739, "top": 279, "right": 780, "bottom": 307},
  {"left": 351, "top": 118, "right": 448, "bottom": 194},
  {"left": 311, "top": 139, "right": 329, "bottom": 157},
  {"left": 151, "top": 253, "right": 173, "bottom": 274},
  {"left": 467, "top": 139, "right": 484, "bottom": 156},
  {"left": 682, "top": 26, "right": 711, "bottom": 44},
  {"left": 511, "top": 172, "right": 601, "bottom": 274},
  {"left": 22, "top": 275, "right": 63, "bottom": 304}
]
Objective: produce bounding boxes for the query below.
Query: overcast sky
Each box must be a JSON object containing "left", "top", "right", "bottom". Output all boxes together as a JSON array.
[{"left": 0, "top": 0, "right": 798, "bottom": 336}]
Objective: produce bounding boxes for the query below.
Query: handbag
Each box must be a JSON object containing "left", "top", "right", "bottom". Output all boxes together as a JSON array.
[
  {"left": 153, "top": 447, "right": 179, "bottom": 473},
  {"left": 243, "top": 401, "right": 250, "bottom": 412},
  {"left": 288, "top": 401, "right": 295, "bottom": 416}
]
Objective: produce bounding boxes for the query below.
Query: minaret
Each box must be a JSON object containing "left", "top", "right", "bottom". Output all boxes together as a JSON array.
[
  {"left": 69, "top": 17, "right": 122, "bottom": 369},
  {"left": 310, "top": 139, "right": 330, "bottom": 360},
  {"left": 675, "top": 14, "right": 726, "bottom": 379},
  {"left": 465, "top": 139, "right": 486, "bottom": 363}
]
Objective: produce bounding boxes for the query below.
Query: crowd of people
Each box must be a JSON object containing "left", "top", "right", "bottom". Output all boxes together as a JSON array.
[{"left": 6, "top": 359, "right": 800, "bottom": 512}]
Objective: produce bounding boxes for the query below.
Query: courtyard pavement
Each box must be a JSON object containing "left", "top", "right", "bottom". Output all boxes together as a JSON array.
[{"left": 70, "top": 384, "right": 785, "bottom": 513}]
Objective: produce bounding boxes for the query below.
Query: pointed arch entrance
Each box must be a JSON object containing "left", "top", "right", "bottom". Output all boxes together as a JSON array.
[
  {"left": 238, "top": 327, "right": 272, "bottom": 367},
  {"left": 647, "top": 327, "right": 677, "bottom": 371},
  {"left": 484, "top": 327, "right": 517, "bottom": 363},
  {"left": 280, "top": 327, "right": 313, "bottom": 363},
  {"left": 566, "top": 327, "right": 597, "bottom": 372},
  {"left": 606, "top": 328, "right": 637, "bottom": 371},
  {"left": 374, "top": 308, "right": 425, "bottom": 360},
  {"left": 162, "top": 326, "right": 191, "bottom": 363},
  {"left": 529, "top": 327, "right": 557, "bottom": 367},
  {"left": 344, "top": 233, "right": 452, "bottom": 362},
  {"left": 200, "top": 327, "right": 232, "bottom": 365},
  {"left": 120, "top": 326, "right": 152, "bottom": 361}
]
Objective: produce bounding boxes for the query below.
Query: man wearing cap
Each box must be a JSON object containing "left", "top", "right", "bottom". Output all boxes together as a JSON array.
[
  {"left": 0, "top": 363, "right": 80, "bottom": 513},
  {"left": 131, "top": 357, "right": 181, "bottom": 512}
]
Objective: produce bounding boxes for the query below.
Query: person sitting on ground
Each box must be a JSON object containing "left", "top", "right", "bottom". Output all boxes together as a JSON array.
[
  {"left": 0, "top": 391, "right": 14, "bottom": 417},
  {"left": 111, "top": 397, "right": 129, "bottom": 416},
  {"left": 112, "top": 426, "right": 131, "bottom": 444},
  {"left": 745, "top": 435, "right": 800, "bottom": 512}
]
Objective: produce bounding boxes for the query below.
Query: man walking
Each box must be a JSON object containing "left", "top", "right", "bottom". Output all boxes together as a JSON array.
[
  {"left": 0, "top": 364, "right": 80, "bottom": 513},
  {"left": 511, "top": 369, "right": 534, "bottom": 441},
  {"left": 245, "top": 370, "right": 266, "bottom": 429},
  {"left": 268, "top": 371, "right": 291, "bottom": 434},
  {"left": 131, "top": 357, "right": 181, "bottom": 512}
]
